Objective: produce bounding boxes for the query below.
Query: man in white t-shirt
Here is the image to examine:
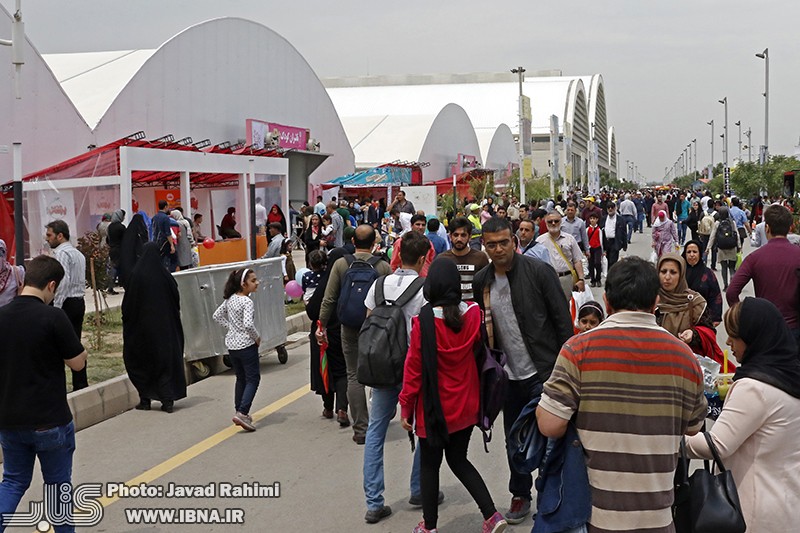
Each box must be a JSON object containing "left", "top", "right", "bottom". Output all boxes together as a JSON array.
[
  {"left": 314, "top": 195, "right": 326, "bottom": 216},
  {"left": 254, "top": 197, "right": 268, "bottom": 234},
  {"left": 360, "top": 231, "right": 441, "bottom": 524}
]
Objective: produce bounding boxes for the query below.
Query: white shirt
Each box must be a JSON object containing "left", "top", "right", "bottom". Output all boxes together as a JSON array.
[
  {"left": 213, "top": 294, "right": 259, "bottom": 350},
  {"left": 255, "top": 203, "right": 268, "bottom": 227},
  {"left": 53, "top": 241, "right": 86, "bottom": 308},
  {"left": 604, "top": 214, "right": 617, "bottom": 239},
  {"left": 364, "top": 269, "right": 426, "bottom": 338}
]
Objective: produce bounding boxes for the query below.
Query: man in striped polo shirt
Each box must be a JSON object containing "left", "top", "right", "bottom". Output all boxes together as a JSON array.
[{"left": 537, "top": 256, "right": 707, "bottom": 533}]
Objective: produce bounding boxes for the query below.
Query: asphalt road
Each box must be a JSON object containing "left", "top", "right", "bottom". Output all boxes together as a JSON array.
[{"left": 12, "top": 226, "right": 756, "bottom": 532}]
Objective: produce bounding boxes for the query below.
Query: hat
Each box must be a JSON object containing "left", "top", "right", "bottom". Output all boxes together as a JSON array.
[
  {"left": 583, "top": 196, "right": 595, "bottom": 203},
  {"left": 469, "top": 203, "right": 480, "bottom": 211}
]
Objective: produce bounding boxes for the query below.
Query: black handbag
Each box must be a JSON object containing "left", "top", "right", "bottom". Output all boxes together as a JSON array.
[{"left": 673, "top": 433, "right": 747, "bottom": 533}]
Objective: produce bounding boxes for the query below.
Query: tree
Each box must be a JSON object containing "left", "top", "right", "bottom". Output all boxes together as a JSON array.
[{"left": 730, "top": 155, "right": 800, "bottom": 199}]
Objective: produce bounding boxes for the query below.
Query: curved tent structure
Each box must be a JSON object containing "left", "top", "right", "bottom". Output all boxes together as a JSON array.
[{"left": 483, "top": 124, "right": 518, "bottom": 187}]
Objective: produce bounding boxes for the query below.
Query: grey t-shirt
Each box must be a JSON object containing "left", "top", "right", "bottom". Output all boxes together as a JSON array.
[{"left": 490, "top": 273, "right": 536, "bottom": 380}]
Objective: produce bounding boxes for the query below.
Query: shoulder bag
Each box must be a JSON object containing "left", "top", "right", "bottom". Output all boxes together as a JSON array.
[
  {"left": 672, "top": 433, "right": 746, "bottom": 533},
  {"left": 549, "top": 234, "right": 578, "bottom": 285}
]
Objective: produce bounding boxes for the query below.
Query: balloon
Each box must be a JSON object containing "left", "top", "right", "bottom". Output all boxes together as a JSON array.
[
  {"left": 386, "top": 246, "right": 392, "bottom": 259},
  {"left": 295, "top": 267, "right": 310, "bottom": 285},
  {"left": 202, "top": 237, "right": 215, "bottom": 249},
  {"left": 285, "top": 280, "right": 303, "bottom": 298}
]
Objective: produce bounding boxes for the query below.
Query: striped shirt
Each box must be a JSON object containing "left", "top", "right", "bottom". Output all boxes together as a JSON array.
[
  {"left": 439, "top": 249, "right": 489, "bottom": 302},
  {"left": 53, "top": 242, "right": 86, "bottom": 308},
  {"left": 539, "top": 311, "right": 707, "bottom": 533}
]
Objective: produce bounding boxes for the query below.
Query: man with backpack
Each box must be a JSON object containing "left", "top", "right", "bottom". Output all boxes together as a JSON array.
[
  {"left": 317, "top": 225, "right": 391, "bottom": 445},
  {"left": 358, "top": 230, "right": 435, "bottom": 524},
  {"left": 472, "top": 217, "right": 573, "bottom": 525},
  {"left": 706, "top": 206, "right": 740, "bottom": 290}
]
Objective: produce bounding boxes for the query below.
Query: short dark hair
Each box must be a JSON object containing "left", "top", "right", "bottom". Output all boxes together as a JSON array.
[
  {"left": 158, "top": 200, "right": 168, "bottom": 210},
  {"left": 268, "top": 222, "right": 283, "bottom": 233},
  {"left": 731, "top": 197, "right": 740, "bottom": 207},
  {"left": 531, "top": 208, "right": 547, "bottom": 221},
  {"left": 45, "top": 220, "right": 70, "bottom": 241},
  {"left": 764, "top": 204, "right": 792, "bottom": 236},
  {"left": 307, "top": 249, "right": 327, "bottom": 271},
  {"left": 24, "top": 255, "right": 65, "bottom": 290},
  {"left": 482, "top": 216, "right": 513, "bottom": 235},
  {"left": 518, "top": 219, "right": 535, "bottom": 230},
  {"left": 605, "top": 256, "right": 660, "bottom": 312},
  {"left": 193, "top": 213, "right": 203, "bottom": 221},
  {"left": 448, "top": 216, "right": 473, "bottom": 234},
  {"left": 175, "top": 206, "right": 184, "bottom": 214},
  {"left": 427, "top": 218, "right": 440, "bottom": 232},
  {"left": 566, "top": 201, "right": 577, "bottom": 209},
  {"left": 410, "top": 214, "right": 426, "bottom": 226},
  {"left": 353, "top": 224, "right": 376, "bottom": 249},
  {"left": 399, "top": 231, "right": 430, "bottom": 266}
]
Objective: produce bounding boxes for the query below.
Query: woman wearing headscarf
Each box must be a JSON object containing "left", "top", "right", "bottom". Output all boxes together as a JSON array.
[
  {"left": 706, "top": 206, "right": 740, "bottom": 290},
  {"left": 655, "top": 253, "right": 722, "bottom": 363},
  {"left": 118, "top": 213, "right": 149, "bottom": 289},
  {"left": 306, "top": 248, "right": 348, "bottom": 424},
  {"left": 106, "top": 209, "right": 126, "bottom": 294},
  {"left": 220, "top": 207, "right": 241, "bottom": 239},
  {"left": 267, "top": 204, "right": 287, "bottom": 236},
  {"left": 303, "top": 214, "right": 325, "bottom": 261},
  {"left": 170, "top": 209, "right": 195, "bottom": 270},
  {"left": 122, "top": 242, "right": 187, "bottom": 412},
  {"left": 0, "top": 239, "right": 24, "bottom": 308},
  {"left": 682, "top": 239, "right": 722, "bottom": 325},
  {"left": 651, "top": 210, "right": 678, "bottom": 258},
  {"left": 399, "top": 258, "right": 506, "bottom": 533},
  {"left": 686, "top": 298, "right": 800, "bottom": 532}
]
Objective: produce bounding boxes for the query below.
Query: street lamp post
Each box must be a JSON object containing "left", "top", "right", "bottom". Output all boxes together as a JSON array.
[
  {"left": 756, "top": 48, "right": 769, "bottom": 163},
  {"left": 745, "top": 127, "right": 752, "bottom": 162},
  {"left": 707, "top": 120, "right": 714, "bottom": 172},
  {"left": 511, "top": 66, "right": 526, "bottom": 203},
  {"left": 719, "top": 97, "right": 728, "bottom": 168},
  {"left": 692, "top": 138, "right": 697, "bottom": 176},
  {"left": 735, "top": 121, "right": 742, "bottom": 163}
]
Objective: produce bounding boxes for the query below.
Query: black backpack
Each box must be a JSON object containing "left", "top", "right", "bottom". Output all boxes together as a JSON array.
[
  {"left": 357, "top": 276, "right": 425, "bottom": 387},
  {"left": 336, "top": 255, "right": 382, "bottom": 328},
  {"left": 715, "top": 220, "right": 737, "bottom": 250}
]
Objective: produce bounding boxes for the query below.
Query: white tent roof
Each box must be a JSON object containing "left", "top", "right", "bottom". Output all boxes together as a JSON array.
[
  {"left": 341, "top": 114, "right": 437, "bottom": 168},
  {"left": 43, "top": 50, "right": 157, "bottom": 129}
]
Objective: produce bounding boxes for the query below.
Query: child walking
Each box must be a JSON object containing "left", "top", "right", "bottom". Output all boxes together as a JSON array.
[
  {"left": 586, "top": 213, "right": 604, "bottom": 287},
  {"left": 400, "top": 258, "right": 507, "bottom": 533},
  {"left": 213, "top": 267, "right": 261, "bottom": 432}
]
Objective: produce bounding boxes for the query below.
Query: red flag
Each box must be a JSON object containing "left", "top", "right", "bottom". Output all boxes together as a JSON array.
[{"left": 317, "top": 320, "right": 330, "bottom": 394}]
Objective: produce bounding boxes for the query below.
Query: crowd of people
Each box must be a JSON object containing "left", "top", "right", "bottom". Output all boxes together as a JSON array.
[{"left": 1, "top": 185, "right": 800, "bottom": 532}]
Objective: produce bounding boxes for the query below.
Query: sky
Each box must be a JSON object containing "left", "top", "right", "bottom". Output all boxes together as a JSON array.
[{"left": 3, "top": 0, "right": 799, "bottom": 182}]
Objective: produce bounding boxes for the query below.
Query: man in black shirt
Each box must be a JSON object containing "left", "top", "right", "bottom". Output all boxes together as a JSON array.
[{"left": 0, "top": 255, "right": 87, "bottom": 531}]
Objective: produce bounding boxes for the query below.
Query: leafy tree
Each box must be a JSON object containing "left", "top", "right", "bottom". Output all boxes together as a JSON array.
[{"left": 730, "top": 156, "right": 800, "bottom": 199}]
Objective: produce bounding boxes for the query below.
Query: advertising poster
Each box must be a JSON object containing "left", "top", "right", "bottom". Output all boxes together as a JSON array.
[
  {"left": 246, "top": 119, "right": 309, "bottom": 150},
  {"left": 154, "top": 189, "right": 182, "bottom": 210}
]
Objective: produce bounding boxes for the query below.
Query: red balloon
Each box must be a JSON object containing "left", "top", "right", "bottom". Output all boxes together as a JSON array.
[{"left": 202, "top": 237, "right": 215, "bottom": 249}]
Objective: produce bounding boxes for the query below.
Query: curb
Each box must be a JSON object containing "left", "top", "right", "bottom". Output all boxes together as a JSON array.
[{"left": 0, "top": 311, "right": 311, "bottom": 464}]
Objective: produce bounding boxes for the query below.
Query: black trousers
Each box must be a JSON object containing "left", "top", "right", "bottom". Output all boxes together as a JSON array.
[
  {"left": 503, "top": 375, "right": 543, "bottom": 501},
  {"left": 321, "top": 374, "right": 348, "bottom": 413},
  {"left": 62, "top": 297, "right": 88, "bottom": 391},
  {"left": 588, "top": 248, "right": 603, "bottom": 283},
  {"left": 419, "top": 426, "right": 496, "bottom": 529},
  {"left": 606, "top": 244, "right": 621, "bottom": 270}
]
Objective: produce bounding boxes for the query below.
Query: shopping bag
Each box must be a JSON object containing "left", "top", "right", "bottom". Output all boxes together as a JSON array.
[
  {"left": 571, "top": 285, "right": 595, "bottom": 329},
  {"left": 649, "top": 250, "right": 658, "bottom": 264}
]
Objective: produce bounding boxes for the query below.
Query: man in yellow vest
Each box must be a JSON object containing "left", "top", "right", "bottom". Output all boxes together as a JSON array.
[{"left": 467, "top": 204, "right": 483, "bottom": 250}]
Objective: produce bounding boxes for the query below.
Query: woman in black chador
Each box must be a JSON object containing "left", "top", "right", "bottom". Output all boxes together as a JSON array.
[{"left": 122, "top": 242, "right": 187, "bottom": 412}]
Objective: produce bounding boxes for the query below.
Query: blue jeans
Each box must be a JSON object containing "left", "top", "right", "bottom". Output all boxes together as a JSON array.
[
  {"left": 636, "top": 213, "right": 645, "bottom": 232},
  {"left": 0, "top": 421, "right": 76, "bottom": 533},
  {"left": 363, "top": 386, "right": 421, "bottom": 511},
  {"left": 678, "top": 220, "right": 687, "bottom": 244},
  {"left": 503, "top": 376, "right": 543, "bottom": 500},
  {"left": 230, "top": 344, "right": 261, "bottom": 415},
  {"left": 624, "top": 215, "right": 635, "bottom": 243}
]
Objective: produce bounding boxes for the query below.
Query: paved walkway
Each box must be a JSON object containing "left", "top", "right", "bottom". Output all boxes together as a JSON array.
[{"left": 20, "top": 229, "right": 755, "bottom": 531}]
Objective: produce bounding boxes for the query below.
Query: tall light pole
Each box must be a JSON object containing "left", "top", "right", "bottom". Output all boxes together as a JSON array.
[
  {"left": 692, "top": 138, "right": 697, "bottom": 175},
  {"left": 735, "top": 120, "right": 742, "bottom": 163},
  {"left": 719, "top": 97, "right": 728, "bottom": 168},
  {"left": 511, "top": 66, "right": 526, "bottom": 203},
  {"left": 755, "top": 48, "right": 769, "bottom": 163},
  {"left": 707, "top": 120, "right": 714, "bottom": 172},
  {"left": 745, "top": 127, "right": 752, "bottom": 162}
]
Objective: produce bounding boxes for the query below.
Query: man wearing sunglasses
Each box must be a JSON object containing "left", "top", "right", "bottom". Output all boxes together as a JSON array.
[{"left": 536, "top": 210, "right": 586, "bottom": 300}]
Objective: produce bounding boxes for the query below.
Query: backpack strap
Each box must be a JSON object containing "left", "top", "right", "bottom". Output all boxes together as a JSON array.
[
  {"left": 391, "top": 276, "right": 426, "bottom": 309},
  {"left": 344, "top": 254, "right": 355, "bottom": 267},
  {"left": 374, "top": 275, "right": 388, "bottom": 306},
  {"left": 366, "top": 255, "right": 382, "bottom": 267}
]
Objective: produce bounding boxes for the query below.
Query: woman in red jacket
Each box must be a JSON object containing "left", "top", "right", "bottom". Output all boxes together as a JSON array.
[{"left": 400, "top": 258, "right": 507, "bottom": 533}]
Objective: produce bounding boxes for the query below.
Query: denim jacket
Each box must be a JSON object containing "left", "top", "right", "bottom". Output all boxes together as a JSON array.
[{"left": 508, "top": 397, "right": 591, "bottom": 533}]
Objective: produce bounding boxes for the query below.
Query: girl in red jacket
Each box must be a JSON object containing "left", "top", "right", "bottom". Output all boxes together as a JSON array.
[{"left": 400, "top": 258, "right": 507, "bottom": 533}]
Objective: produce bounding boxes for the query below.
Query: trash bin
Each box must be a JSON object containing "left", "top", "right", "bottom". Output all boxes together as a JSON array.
[{"left": 174, "top": 257, "right": 288, "bottom": 379}]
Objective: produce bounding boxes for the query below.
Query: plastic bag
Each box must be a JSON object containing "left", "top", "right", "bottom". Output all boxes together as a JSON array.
[
  {"left": 735, "top": 251, "right": 743, "bottom": 269},
  {"left": 571, "top": 285, "right": 596, "bottom": 329},
  {"left": 649, "top": 250, "right": 658, "bottom": 263}
]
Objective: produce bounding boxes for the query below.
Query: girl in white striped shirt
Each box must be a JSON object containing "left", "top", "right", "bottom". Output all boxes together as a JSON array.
[{"left": 213, "top": 268, "right": 261, "bottom": 431}]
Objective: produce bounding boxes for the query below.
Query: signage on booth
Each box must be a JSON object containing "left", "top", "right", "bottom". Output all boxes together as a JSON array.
[
  {"left": 246, "top": 119, "right": 309, "bottom": 150},
  {"left": 154, "top": 189, "right": 181, "bottom": 210}
]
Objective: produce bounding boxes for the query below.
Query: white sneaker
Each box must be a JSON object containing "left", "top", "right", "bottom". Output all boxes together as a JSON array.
[{"left": 233, "top": 412, "right": 256, "bottom": 431}]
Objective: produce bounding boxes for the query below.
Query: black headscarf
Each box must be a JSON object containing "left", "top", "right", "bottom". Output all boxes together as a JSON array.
[
  {"left": 734, "top": 297, "right": 800, "bottom": 399},
  {"left": 681, "top": 239, "right": 705, "bottom": 289},
  {"left": 119, "top": 214, "right": 149, "bottom": 288},
  {"left": 305, "top": 247, "right": 346, "bottom": 325},
  {"left": 122, "top": 242, "right": 186, "bottom": 402},
  {"left": 419, "top": 258, "right": 463, "bottom": 447}
]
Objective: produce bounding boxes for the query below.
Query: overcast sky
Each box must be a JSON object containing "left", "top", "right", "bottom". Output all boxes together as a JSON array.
[{"left": 4, "top": 0, "right": 799, "bottom": 181}]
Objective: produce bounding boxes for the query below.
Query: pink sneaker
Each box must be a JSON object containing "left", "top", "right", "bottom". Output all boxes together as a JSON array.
[
  {"left": 482, "top": 511, "right": 507, "bottom": 533},
  {"left": 412, "top": 520, "right": 438, "bottom": 533}
]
